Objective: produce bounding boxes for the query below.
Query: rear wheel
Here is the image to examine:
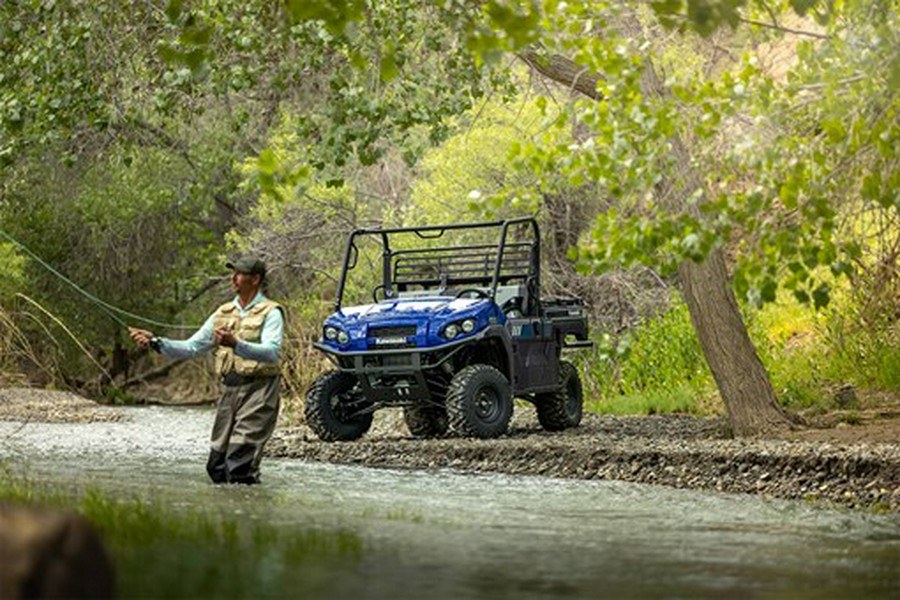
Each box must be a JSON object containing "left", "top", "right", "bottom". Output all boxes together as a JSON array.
[
  {"left": 447, "top": 364, "right": 512, "bottom": 438},
  {"left": 535, "top": 360, "right": 583, "bottom": 431},
  {"left": 305, "top": 370, "right": 373, "bottom": 441},
  {"left": 403, "top": 403, "right": 449, "bottom": 437}
]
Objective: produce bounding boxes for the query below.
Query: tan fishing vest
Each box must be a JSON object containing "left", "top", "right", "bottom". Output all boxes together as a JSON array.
[{"left": 213, "top": 299, "right": 282, "bottom": 377}]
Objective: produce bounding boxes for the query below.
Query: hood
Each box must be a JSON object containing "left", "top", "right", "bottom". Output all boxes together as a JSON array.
[
  {"left": 336, "top": 297, "right": 485, "bottom": 322},
  {"left": 320, "top": 295, "right": 499, "bottom": 352}
]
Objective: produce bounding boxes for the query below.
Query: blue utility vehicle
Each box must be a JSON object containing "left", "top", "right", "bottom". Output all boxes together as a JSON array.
[{"left": 306, "top": 217, "right": 592, "bottom": 440}]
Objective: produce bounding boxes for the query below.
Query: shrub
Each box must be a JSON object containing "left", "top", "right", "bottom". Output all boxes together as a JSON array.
[{"left": 581, "top": 298, "right": 717, "bottom": 416}]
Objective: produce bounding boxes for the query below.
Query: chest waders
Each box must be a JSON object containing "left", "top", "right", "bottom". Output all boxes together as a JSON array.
[{"left": 206, "top": 301, "right": 283, "bottom": 485}]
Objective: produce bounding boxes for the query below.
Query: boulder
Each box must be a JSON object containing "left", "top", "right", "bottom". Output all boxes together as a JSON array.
[{"left": 0, "top": 502, "right": 115, "bottom": 598}]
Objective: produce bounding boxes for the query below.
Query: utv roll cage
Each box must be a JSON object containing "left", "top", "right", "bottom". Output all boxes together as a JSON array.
[{"left": 333, "top": 217, "right": 541, "bottom": 311}]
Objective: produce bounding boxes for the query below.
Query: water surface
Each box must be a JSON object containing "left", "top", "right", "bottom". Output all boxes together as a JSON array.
[{"left": 1, "top": 406, "right": 897, "bottom": 598}]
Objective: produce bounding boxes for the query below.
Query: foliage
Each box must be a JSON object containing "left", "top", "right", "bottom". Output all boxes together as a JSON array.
[
  {"left": 0, "top": 306, "right": 31, "bottom": 385},
  {"left": 0, "top": 241, "right": 25, "bottom": 300},
  {"left": 582, "top": 269, "right": 899, "bottom": 417},
  {"left": 751, "top": 283, "right": 900, "bottom": 410},
  {"left": 504, "top": 1, "right": 898, "bottom": 313},
  {"left": 235, "top": 1, "right": 512, "bottom": 194},
  {"left": 581, "top": 298, "right": 716, "bottom": 415},
  {"left": 0, "top": 141, "right": 228, "bottom": 379},
  {"left": 406, "top": 91, "right": 550, "bottom": 225},
  {"left": 0, "top": 475, "right": 361, "bottom": 598}
]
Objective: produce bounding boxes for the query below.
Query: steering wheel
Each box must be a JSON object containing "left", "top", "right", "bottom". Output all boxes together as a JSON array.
[
  {"left": 501, "top": 297, "right": 524, "bottom": 318},
  {"left": 455, "top": 288, "right": 490, "bottom": 300}
]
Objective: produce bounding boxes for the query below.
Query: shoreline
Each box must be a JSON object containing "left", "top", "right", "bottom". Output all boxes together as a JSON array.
[
  {"left": 2, "top": 387, "right": 898, "bottom": 512},
  {"left": 268, "top": 412, "right": 900, "bottom": 512}
]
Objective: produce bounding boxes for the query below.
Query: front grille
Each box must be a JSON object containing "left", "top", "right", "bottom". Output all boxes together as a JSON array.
[
  {"left": 364, "top": 354, "right": 414, "bottom": 368},
  {"left": 369, "top": 325, "right": 417, "bottom": 337},
  {"left": 368, "top": 325, "right": 417, "bottom": 348}
]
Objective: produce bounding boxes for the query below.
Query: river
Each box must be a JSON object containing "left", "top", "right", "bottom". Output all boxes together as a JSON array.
[{"left": 1, "top": 405, "right": 898, "bottom": 598}]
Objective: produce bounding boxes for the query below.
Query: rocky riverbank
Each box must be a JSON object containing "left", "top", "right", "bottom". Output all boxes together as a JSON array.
[
  {"left": 0, "top": 388, "right": 124, "bottom": 423},
  {"left": 2, "top": 387, "right": 898, "bottom": 512},
  {"left": 268, "top": 410, "right": 900, "bottom": 512}
]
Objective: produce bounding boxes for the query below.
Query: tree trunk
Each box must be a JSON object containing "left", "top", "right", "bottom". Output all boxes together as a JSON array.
[
  {"left": 520, "top": 45, "right": 796, "bottom": 436},
  {"left": 679, "top": 251, "right": 793, "bottom": 435}
]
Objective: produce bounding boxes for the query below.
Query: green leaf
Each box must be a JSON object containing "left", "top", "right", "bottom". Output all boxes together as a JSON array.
[
  {"left": 760, "top": 276, "right": 777, "bottom": 304},
  {"left": 779, "top": 179, "right": 798, "bottom": 208},
  {"left": 650, "top": 0, "right": 685, "bottom": 19},
  {"left": 861, "top": 172, "right": 881, "bottom": 202},
  {"left": 812, "top": 282, "right": 831, "bottom": 310},
  {"left": 257, "top": 149, "right": 277, "bottom": 176},
  {"left": 287, "top": 0, "right": 366, "bottom": 33},
  {"left": 790, "top": 0, "right": 817, "bottom": 17},
  {"left": 889, "top": 54, "right": 900, "bottom": 92},
  {"left": 822, "top": 117, "right": 845, "bottom": 144},
  {"left": 165, "top": 0, "right": 183, "bottom": 23}
]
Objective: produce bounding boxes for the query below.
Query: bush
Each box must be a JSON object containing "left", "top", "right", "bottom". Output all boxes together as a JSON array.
[
  {"left": 748, "top": 285, "right": 900, "bottom": 412},
  {"left": 581, "top": 298, "right": 717, "bottom": 416},
  {"left": 0, "top": 241, "right": 26, "bottom": 300}
]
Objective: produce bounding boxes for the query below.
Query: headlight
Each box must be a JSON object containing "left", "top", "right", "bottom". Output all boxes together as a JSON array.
[
  {"left": 324, "top": 326, "right": 338, "bottom": 341},
  {"left": 461, "top": 318, "right": 476, "bottom": 333},
  {"left": 337, "top": 330, "right": 350, "bottom": 344},
  {"left": 443, "top": 323, "right": 460, "bottom": 339}
]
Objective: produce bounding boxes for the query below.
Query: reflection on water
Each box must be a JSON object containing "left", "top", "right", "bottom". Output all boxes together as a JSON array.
[{"left": 1, "top": 406, "right": 898, "bottom": 598}]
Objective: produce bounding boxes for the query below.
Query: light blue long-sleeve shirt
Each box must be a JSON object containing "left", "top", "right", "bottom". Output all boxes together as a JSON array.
[{"left": 158, "top": 293, "right": 283, "bottom": 363}]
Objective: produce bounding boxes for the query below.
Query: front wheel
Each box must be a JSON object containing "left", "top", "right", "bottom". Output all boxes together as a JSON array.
[
  {"left": 446, "top": 365, "right": 512, "bottom": 438},
  {"left": 305, "top": 370, "right": 373, "bottom": 441},
  {"left": 534, "top": 360, "right": 583, "bottom": 431}
]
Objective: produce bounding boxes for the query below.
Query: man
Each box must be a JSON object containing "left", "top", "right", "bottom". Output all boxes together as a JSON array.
[{"left": 129, "top": 256, "right": 284, "bottom": 484}]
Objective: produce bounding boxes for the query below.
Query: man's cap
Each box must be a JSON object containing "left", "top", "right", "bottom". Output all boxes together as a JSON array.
[{"left": 226, "top": 256, "right": 267, "bottom": 276}]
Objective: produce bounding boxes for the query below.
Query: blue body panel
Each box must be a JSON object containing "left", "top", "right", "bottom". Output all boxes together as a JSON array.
[{"left": 319, "top": 296, "right": 505, "bottom": 353}]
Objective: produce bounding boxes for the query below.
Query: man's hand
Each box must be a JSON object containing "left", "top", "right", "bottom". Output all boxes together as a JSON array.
[
  {"left": 214, "top": 325, "right": 237, "bottom": 348},
  {"left": 128, "top": 328, "right": 155, "bottom": 350}
]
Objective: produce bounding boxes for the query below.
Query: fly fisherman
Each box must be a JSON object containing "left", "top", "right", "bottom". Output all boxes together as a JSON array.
[{"left": 129, "top": 257, "right": 284, "bottom": 485}]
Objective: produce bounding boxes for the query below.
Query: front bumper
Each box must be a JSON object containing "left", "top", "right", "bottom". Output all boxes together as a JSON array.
[{"left": 313, "top": 333, "right": 477, "bottom": 375}]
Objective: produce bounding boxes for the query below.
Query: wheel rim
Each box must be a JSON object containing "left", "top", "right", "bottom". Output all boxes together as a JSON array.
[
  {"left": 474, "top": 385, "right": 502, "bottom": 423},
  {"left": 331, "top": 386, "right": 361, "bottom": 422}
]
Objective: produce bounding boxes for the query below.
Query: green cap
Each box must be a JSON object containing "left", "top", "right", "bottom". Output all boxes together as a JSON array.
[{"left": 226, "top": 256, "right": 266, "bottom": 277}]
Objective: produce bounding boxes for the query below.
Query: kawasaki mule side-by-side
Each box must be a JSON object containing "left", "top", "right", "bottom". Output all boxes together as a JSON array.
[{"left": 305, "top": 217, "right": 592, "bottom": 440}]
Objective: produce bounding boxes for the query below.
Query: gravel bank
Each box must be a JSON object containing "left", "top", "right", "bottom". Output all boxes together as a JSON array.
[
  {"left": 0, "top": 388, "right": 124, "bottom": 423},
  {"left": 269, "top": 410, "right": 900, "bottom": 512},
  {"left": 2, "top": 387, "right": 897, "bottom": 512}
]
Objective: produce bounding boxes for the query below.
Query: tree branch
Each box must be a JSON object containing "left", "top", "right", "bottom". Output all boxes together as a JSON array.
[
  {"left": 517, "top": 49, "right": 604, "bottom": 101},
  {"left": 738, "top": 16, "right": 829, "bottom": 40},
  {"left": 754, "top": 0, "right": 780, "bottom": 29}
]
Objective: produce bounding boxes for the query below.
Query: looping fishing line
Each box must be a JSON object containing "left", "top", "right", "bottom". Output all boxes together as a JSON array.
[{"left": 1, "top": 228, "right": 201, "bottom": 331}]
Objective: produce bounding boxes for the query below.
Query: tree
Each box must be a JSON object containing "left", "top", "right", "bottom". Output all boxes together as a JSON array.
[
  {"left": 3, "top": 0, "right": 893, "bottom": 431},
  {"left": 518, "top": 41, "right": 793, "bottom": 435},
  {"left": 502, "top": 1, "right": 896, "bottom": 435},
  {"left": 0, "top": 0, "right": 505, "bottom": 386}
]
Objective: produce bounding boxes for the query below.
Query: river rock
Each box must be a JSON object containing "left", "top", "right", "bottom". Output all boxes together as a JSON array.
[{"left": 0, "top": 503, "right": 115, "bottom": 598}]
